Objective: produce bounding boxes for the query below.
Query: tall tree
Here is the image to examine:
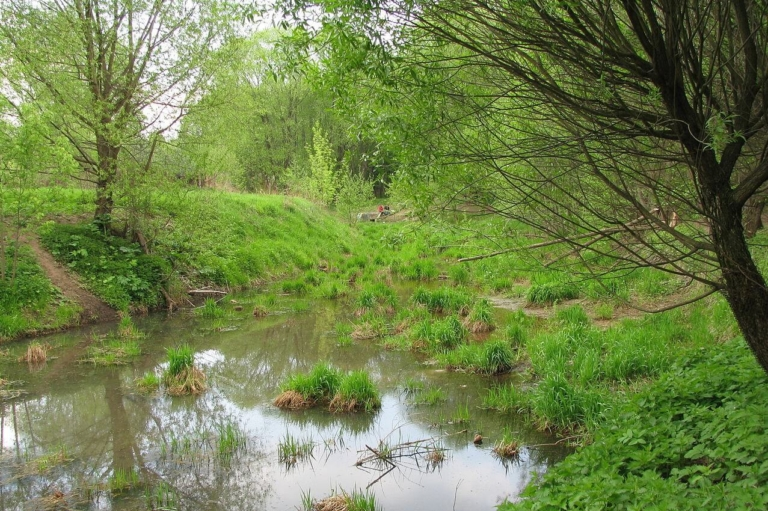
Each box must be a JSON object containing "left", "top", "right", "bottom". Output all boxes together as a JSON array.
[
  {"left": 281, "top": 0, "right": 768, "bottom": 373},
  {"left": 0, "top": 0, "right": 238, "bottom": 225}
]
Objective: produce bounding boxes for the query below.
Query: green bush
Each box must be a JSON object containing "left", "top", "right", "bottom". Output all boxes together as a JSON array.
[{"left": 40, "top": 223, "right": 167, "bottom": 309}]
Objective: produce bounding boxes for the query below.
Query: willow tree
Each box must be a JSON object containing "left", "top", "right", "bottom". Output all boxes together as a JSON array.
[
  {"left": 281, "top": 0, "right": 768, "bottom": 373},
  {"left": 0, "top": 0, "right": 238, "bottom": 225}
]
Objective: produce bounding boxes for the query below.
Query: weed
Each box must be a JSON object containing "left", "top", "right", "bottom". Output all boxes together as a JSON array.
[
  {"left": 593, "top": 303, "right": 614, "bottom": 320},
  {"left": 464, "top": 298, "right": 496, "bottom": 333},
  {"left": 33, "top": 445, "right": 71, "bottom": 473},
  {"left": 109, "top": 467, "right": 140, "bottom": 493},
  {"left": 411, "top": 386, "right": 447, "bottom": 405},
  {"left": 196, "top": 298, "right": 225, "bottom": 318},
  {"left": 493, "top": 429, "right": 521, "bottom": 459},
  {"left": 275, "top": 362, "right": 342, "bottom": 408},
  {"left": 555, "top": 305, "right": 590, "bottom": 326},
  {"left": 527, "top": 282, "right": 579, "bottom": 304},
  {"left": 480, "top": 340, "right": 516, "bottom": 374},
  {"left": 411, "top": 286, "right": 473, "bottom": 315},
  {"left": 330, "top": 370, "right": 382, "bottom": 412},
  {"left": 82, "top": 337, "right": 141, "bottom": 365},
  {"left": 400, "top": 377, "right": 426, "bottom": 395},
  {"left": 163, "top": 344, "right": 206, "bottom": 395},
  {"left": 19, "top": 342, "right": 49, "bottom": 364},
  {"left": 145, "top": 481, "right": 178, "bottom": 511},
  {"left": 451, "top": 402, "right": 471, "bottom": 424},
  {"left": 311, "top": 488, "right": 381, "bottom": 511},
  {"left": 483, "top": 384, "right": 531, "bottom": 414},
  {"left": 448, "top": 264, "right": 470, "bottom": 285},
  {"left": 278, "top": 432, "right": 315, "bottom": 466},
  {"left": 216, "top": 422, "right": 247, "bottom": 462},
  {"left": 136, "top": 371, "right": 160, "bottom": 392}
]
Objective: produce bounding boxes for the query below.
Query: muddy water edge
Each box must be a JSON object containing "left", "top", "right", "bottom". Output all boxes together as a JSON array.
[{"left": 0, "top": 292, "right": 570, "bottom": 510}]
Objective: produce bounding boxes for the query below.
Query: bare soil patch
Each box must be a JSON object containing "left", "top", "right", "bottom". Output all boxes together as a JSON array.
[{"left": 23, "top": 234, "right": 118, "bottom": 324}]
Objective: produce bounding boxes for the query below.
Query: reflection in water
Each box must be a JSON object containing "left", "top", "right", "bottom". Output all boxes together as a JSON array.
[{"left": 0, "top": 295, "right": 570, "bottom": 510}]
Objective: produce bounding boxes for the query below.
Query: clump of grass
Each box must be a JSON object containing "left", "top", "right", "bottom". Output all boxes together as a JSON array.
[
  {"left": 410, "top": 385, "right": 447, "bottom": 405},
  {"left": 136, "top": 371, "right": 160, "bottom": 392},
  {"left": 109, "top": 467, "right": 141, "bottom": 493},
  {"left": 196, "top": 298, "right": 225, "bottom": 318},
  {"left": 448, "top": 264, "right": 470, "bottom": 285},
  {"left": 33, "top": 445, "right": 71, "bottom": 473},
  {"left": 278, "top": 432, "right": 315, "bottom": 466},
  {"left": 354, "top": 283, "right": 397, "bottom": 316},
  {"left": 309, "top": 489, "right": 381, "bottom": 511},
  {"left": 480, "top": 340, "right": 516, "bottom": 374},
  {"left": 437, "top": 338, "right": 516, "bottom": 374},
  {"left": 145, "top": 481, "right": 178, "bottom": 511},
  {"left": 556, "top": 305, "right": 590, "bottom": 326},
  {"left": 82, "top": 337, "right": 141, "bottom": 365},
  {"left": 594, "top": 302, "right": 614, "bottom": 320},
  {"left": 400, "top": 377, "right": 426, "bottom": 395},
  {"left": 411, "top": 315, "right": 468, "bottom": 353},
  {"left": 330, "top": 370, "right": 382, "bottom": 412},
  {"left": 274, "top": 362, "right": 342, "bottom": 409},
  {"left": 411, "top": 286, "right": 473, "bottom": 315},
  {"left": 19, "top": 342, "right": 49, "bottom": 364},
  {"left": 483, "top": 384, "right": 531, "bottom": 414},
  {"left": 464, "top": 298, "right": 496, "bottom": 333},
  {"left": 527, "top": 282, "right": 579, "bottom": 304},
  {"left": 493, "top": 429, "right": 521, "bottom": 459},
  {"left": 116, "top": 315, "right": 143, "bottom": 339},
  {"left": 163, "top": 344, "right": 206, "bottom": 396},
  {"left": 252, "top": 304, "right": 269, "bottom": 317},
  {"left": 216, "top": 422, "right": 247, "bottom": 462}
]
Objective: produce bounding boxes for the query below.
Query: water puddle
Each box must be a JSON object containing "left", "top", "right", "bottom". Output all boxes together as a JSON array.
[{"left": 0, "top": 295, "right": 569, "bottom": 510}]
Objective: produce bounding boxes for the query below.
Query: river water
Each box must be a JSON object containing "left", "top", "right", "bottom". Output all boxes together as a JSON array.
[{"left": 0, "top": 293, "right": 568, "bottom": 510}]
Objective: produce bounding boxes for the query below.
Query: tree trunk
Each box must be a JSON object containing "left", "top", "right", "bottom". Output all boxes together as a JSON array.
[
  {"left": 743, "top": 195, "right": 765, "bottom": 238},
  {"left": 703, "top": 186, "right": 768, "bottom": 374},
  {"left": 94, "top": 136, "right": 119, "bottom": 224}
]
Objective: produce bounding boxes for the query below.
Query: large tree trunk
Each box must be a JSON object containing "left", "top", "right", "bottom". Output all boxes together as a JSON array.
[
  {"left": 94, "top": 136, "right": 119, "bottom": 223},
  {"left": 703, "top": 184, "right": 768, "bottom": 374}
]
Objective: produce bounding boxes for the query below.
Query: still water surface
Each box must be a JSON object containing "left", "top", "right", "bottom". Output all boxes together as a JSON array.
[{"left": 0, "top": 295, "right": 568, "bottom": 510}]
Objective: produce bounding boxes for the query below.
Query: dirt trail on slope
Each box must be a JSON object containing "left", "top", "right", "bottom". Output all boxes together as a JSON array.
[{"left": 24, "top": 234, "right": 118, "bottom": 324}]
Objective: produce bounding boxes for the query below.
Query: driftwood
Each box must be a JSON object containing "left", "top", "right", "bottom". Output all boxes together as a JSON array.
[{"left": 188, "top": 289, "right": 228, "bottom": 295}]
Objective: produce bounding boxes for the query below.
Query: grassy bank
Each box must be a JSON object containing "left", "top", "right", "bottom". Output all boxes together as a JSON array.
[{"left": 501, "top": 340, "right": 768, "bottom": 510}]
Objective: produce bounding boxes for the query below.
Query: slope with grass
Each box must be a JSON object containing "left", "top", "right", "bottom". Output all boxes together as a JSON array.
[{"left": 501, "top": 340, "right": 768, "bottom": 510}]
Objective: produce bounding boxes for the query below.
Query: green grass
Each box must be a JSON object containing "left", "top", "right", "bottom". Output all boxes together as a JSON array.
[
  {"left": 82, "top": 338, "right": 141, "bottom": 365},
  {"left": 501, "top": 341, "right": 768, "bottom": 510},
  {"left": 526, "top": 281, "right": 580, "bottom": 304},
  {"left": 411, "top": 286, "right": 473, "bottom": 314},
  {"left": 216, "top": 422, "right": 247, "bottom": 462},
  {"left": 39, "top": 222, "right": 168, "bottom": 310},
  {"left": 195, "top": 298, "right": 225, "bottom": 318},
  {"left": 437, "top": 339, "right": 516, "bottom": 374},
  {"left": 277, "top": 432, "right": 315, "bottom": 466},
  {"left": 464, "top": 298, "right": 495, "bottom": 333},
  {"left": 0, "top": 244, "right": 81, "bottom": 341},
  {"left": 136, "top": 371, "right": 161, "bottom": 392},
  {"left": 330, "top": 370, "right": 382, "bottom": 412},
  {"left": 109, "top": 467, "right": 141, "bottom": 493},
  {"left": 408, "top": 385, "right": 447, "bottom": 405},
  {"left": 166, "top": 344, "right": 194, "bottom": 377}
]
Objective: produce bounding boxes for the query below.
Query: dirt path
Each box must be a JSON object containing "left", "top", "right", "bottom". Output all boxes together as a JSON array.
[{"left": 24, "top": 234, "right": 118, "bottom": 324}]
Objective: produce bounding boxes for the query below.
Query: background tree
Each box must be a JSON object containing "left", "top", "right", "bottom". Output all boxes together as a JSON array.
[
  {"left": 0, "top": 0, "right": 238, "bottom": 227},
  {"left": 279, "top": 0, "right": 768, "bottom": 373}
]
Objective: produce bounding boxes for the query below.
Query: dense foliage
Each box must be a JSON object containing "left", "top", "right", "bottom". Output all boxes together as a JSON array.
[{"left": 502, "top": 341, "right": 768, "bottom": 510}]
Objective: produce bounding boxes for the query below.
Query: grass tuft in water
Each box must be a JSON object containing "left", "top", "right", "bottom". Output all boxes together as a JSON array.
[
  {"left": 163, "top": 344, "right": 206, "bottom": 395},
  {"left": 196, "top": 298, "right": 225, "bottom": 318},
  {"left": 216, "top": 422, "right": 247, "bottom": 462},
  {"left": 278, "top": 432, "right": 315, "bottom": 466},
  {"left": 492, "top": 428, "right": 521, "bottom": 459},
  {"left": 136, "top": 371, "right": 160, "bottom": 392},
  {"left": 109, "top": 467, "right": 141, "bottom": 493},
  {"left": 305, "top": 488, "right": 381, "bottom": 511},
  {"left": 19, "top": 342, "right": 49, "bottom": 364},
  {"left": 330, "top": 370, "right": 381, "bottom": 412},
  {"left": 275, "top": 362, "right": 342, "bottom": 408}
]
